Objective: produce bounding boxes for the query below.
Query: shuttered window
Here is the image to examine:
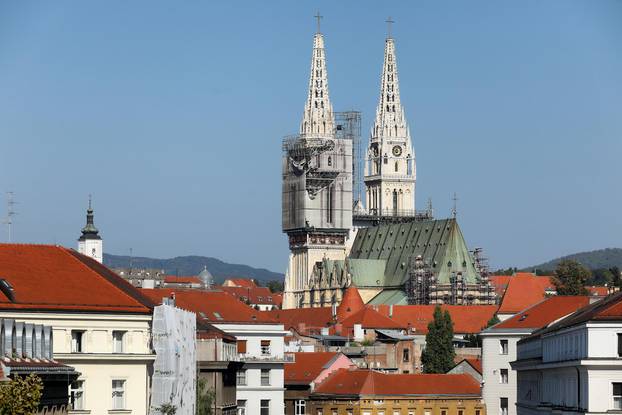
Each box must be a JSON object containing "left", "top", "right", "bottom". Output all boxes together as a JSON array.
[{"left": 237, "top": 340, "right": 247, "bottom": 354}]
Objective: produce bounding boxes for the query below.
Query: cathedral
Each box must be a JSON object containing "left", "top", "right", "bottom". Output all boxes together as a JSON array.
[{"left": 282, "top": 21, "right": 495, "bottom": 309}]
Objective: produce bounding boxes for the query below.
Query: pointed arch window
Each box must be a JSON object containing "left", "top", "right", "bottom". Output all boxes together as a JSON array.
[{"left": 394, "top": 161, "right": 398, "bottom": 172}]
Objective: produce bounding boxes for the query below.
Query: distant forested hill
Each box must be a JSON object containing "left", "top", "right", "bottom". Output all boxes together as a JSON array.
[
  {"left": 528, "top": 248, "right": 622, "bottom": 272},
  {"left": 103, "top": 253, "right": 284, "bottom": 284}
]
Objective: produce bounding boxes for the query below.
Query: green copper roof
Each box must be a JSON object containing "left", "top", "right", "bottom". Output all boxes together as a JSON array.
[
  {"left": 349, "top": 218, "right": 481, "bottom": 287},
  {"left": 368, "top": 289, "right": 408, "bottom": 305},
  {"left": 348, "top": 258, "right": 387, "bottom": 287}
]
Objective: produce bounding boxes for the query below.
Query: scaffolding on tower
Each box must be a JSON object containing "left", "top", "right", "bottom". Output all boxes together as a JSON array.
[{"left": 335, "top": 111, "right": 362, "bottom": 203}]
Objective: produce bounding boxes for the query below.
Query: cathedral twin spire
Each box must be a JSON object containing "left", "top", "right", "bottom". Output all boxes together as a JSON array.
[
  {"left": 300, "top": 25, "right": 335, "bottom": 137},
  {"left": 372, "top": 34, "right": 410, "bottom": 141},
  {"left": 300, "top": 18, "right": 410, "bottom": 142}
]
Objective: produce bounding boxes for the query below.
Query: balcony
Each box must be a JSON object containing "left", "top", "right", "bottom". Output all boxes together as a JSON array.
[{"left": 238, "top": 353, "right": 295, "bottom": 363}]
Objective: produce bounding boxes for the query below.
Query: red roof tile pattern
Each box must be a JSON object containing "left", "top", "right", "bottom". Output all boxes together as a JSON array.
[
  {"left": 313, "top": 369, "right": 481, "bottom": 396},
  {"left": 163, "top": 276, "right": 202, "bottom": 284},
  {"left": 495, "top": 296, "right": 590, "bottom": 330},
  {"left": 0, "top": 244, "right": 153, "bottom": 313},
  {"left": 223, "top": 278, "right": 257, "bottom": 288},
  {"left": 141, "top": 288, "right": 274, "bottom": 323},
  {"left": 340, "top": 307, "right": 406, "bottom": 331},
  {"left": 585, "top": 286, "right": 610, "bottom": 296},
  {"left": 337, "top": 286, "right": 365, "bottom": 321},
  {"left": 461, "top": 358, "right": 482, "bottom": 374},
  {"left": 489, "top": 275, "right": 512, "bottom": 297},
  {"left": 285, "top": 352, "right": 339, "bottom": 384},
  {"left": 497, "top": 273, "right": 555, "bottom": 314},
  {"left": 219, "top": 286, "right": 278, "bottom": 305},
  {"left": 375, "top": 305, "right": 498, "bottom": 334},
  {"left": 266, "top": 307, "right": 334, "bottom": 333}
]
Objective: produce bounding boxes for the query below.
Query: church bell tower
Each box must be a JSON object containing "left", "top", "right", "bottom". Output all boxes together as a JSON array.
[
  {"left": 281, "top": 18, "right": 353, "bottom": 309},
  {"left": 364, "top": 24, "right": 416, "bottom": 216},
  {"left": 77, "top": 196, "right": 103, "bottom": 263}
]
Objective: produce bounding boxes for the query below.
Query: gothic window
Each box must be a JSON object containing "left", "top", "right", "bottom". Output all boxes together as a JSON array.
[
  {"left": 393, "top": 190, "right": 398, "bottom": 215},
  {"left": 314, "top": 101, "right": 318, "bottom": 108},
  {"left": 392, "top": 105, "right": 396, "bottom": 112},
  {"left": 383, "top": 154, "right": 388, "bottom": 164},
  {"left": 395, "top": 125, "right": 398, "bottom": 136},
  {"left": 322, "top": 121, "right": 326, "bottom": 133},
  {"left": 321, "top": 101, "right": 324, "bottom": 108},
  {"left": 388, "top": 55, "right": 392, "bottom": 62},
  {"left": 395, "top": 161, "right": 398, "bottom": 172},
  {"left": 328, "top": 156, "right": 332, "bottom": 166}
]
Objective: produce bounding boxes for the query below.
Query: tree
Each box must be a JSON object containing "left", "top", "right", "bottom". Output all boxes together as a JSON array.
[
  {"left": 196, "top": 377, "right": 215, "bottom": 415},
  {"left": 610, "top": 266, "right": 621, "bottom": 288},
  {"left": 0, "top": 373, "right": 43, "bottom": 414},
  {"left": 156, "top": 403, "right": 177, "bottom": 415},
  {"left": 590, "top": 268, "right": 614, "bottom": 286},
  {"left": 266, "top": 280, "right": 284, "bottom": 293},
  {"left": 421, "top": 305, "right": 455, "bottom": 373},
  {"left": 553, "top": 260, "right": 590, "bottom": 295}
]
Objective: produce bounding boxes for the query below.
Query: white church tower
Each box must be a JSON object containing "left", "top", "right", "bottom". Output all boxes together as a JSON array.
[
  {"left": 281, "top": 18, "right": 353, "bottom": 309},
  {"left": 364, "top": 24, "right": 416, "bottom": 216},
  {"left": 77, "top": 196, "right": 103, "bottom": 263}
]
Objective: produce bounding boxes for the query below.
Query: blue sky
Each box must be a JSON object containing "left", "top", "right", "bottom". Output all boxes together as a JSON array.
[{"left": 1, "top": 1, "right": 620, "bottom": 272}]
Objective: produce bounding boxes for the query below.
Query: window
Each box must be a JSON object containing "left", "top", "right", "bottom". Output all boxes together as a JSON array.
[
  {"left": 332, "top": 410, "right": 338, "bottom": 415},
  {"left": 237, "top": 400, "right": 246, "bottom": 415},
  {"left": 317, "top": 410, "right": 324, "bottom": 415},
  {"left": 441, "top": 410, "right": 447, "bottom": 415},
  {"left": 458, "top": 410, "right": 464, "bottom": 415},
  {"left": 112, "top": 379, "right": 126, "bottom": 410},
  {"left": 500, "top": 339, "right": 509, "bottom": 355},
  {"left": 295, "top": 399, "right": 306, "bottom": 415},
  {"left": 260, "top": 399, "right": 270, "bottom": 415},
  {"left": 261, "top": 369, "right": 271, "bottom": 386},
  {"left": 614, "top": 383, "right": 622, "bottom": 409},
  {"left": 70, "top": 380, "right": 84, "bottom": 410},
  {"left": 113, "top": 331, "right": 125, "bottom": 353},
  {"left": 71, "top": 331, "right": 84, "bottom": 353},
  {"left": 618, "top": 334, "right": 622, "bottom": 357},
  {"left": 475, "top": 410, "right": 481, "bottom": 415},
  {"left": 261, "top": 340, "right": 271, "bottom": 355},
  {"left": 403, "top": 348, "right": 410, "bottom": 362},
  {"left": 500, "top": 368, "right": 509, "bottom": 384},
  {"left": 500, "top": 397, "right": 508, "bottom": 415},
  {"left": 237, "top": 340, "right": 247, "bottom": 354},
  {"left": 236, "top": 370, "right": 246, "bottom": 386}
]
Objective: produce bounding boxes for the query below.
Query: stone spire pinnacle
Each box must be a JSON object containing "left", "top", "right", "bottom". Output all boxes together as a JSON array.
[
  {"left": 371, "top": 32, "right": 409, "bottom": 140},
  {"left": 300, "top": 22, "right": 334, "bottom": 137}
]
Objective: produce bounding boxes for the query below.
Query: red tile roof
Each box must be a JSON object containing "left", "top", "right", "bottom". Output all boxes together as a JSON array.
[
  {"left": 0, "top": 244, "right": 153, "bottom": 314},
  {"left": 489, "top": 275, "right": 512, "bottom": 297},
  {"left": 375, "top": 305, "right": 498, "bottom": 334},
  {"left": 340, "top": 307, "right": 406, "bottom": 331},
  {"left": 337, "top": 286, "right": 365, "bottom": 321},
  {"left": 585, "top": 286, "right": 610, "bottom": 296},
  {"left": 497, "top": 273, "right": 555, "bottom": 314},
  {"left": 313, "top": 369, "right": 481, "bottom": 396},
  {"left": 163, "top": 276, "right": 202, "bottom": 284},
  {"left": 285, "top": 352, "right": 339, "bottom": 384},
  {"left": 219, "top": 286, "right": 278, "bottom": 305},
  {"left": 266, "top": 307, "right": 334, "bottom": 333},
  {"left": 223, "top": 278, "right": 257, "bottom": 288},
  {"left": 459, "top": 358, "right": 482, "bottom": 375},
  {"left": 494, "top": 295, "right": 590, "bottom": 330},
  {"left": 141, "top": 288, "right": 274, "bottom": 323}
]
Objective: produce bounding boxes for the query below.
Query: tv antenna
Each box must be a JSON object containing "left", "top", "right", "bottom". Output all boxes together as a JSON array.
[{"left": 2, "top": 192, "right": 17, "bottom": 242}]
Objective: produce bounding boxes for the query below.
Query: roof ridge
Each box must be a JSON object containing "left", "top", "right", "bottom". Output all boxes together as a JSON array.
[{"left": 63, "top": 248, "right": 154, "bottom": 311}]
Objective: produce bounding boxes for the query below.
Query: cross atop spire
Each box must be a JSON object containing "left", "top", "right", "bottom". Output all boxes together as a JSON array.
[
  {"left": 300, "top": 25, "right": 334, "bottom": 137},
  {"left": 88, "top": 193, "right": 92, "bottom": 210},
  {"left": 315, "top": 11, "right": 323, "bottom": 34},
  {"left": 386, "top": 16, "right": 395, "bottom": 39}
]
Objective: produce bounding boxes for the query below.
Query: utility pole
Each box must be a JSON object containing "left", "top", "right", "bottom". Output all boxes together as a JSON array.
[{"left": 2, "top": 192, "right": 16, "bottom": 242}]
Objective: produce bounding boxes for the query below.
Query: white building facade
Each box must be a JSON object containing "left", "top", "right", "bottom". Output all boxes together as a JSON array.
[
  {"left": 481, "top": 329, "right": 527, "bottom": 415},
  {"left": 0, "top": 310, "right": 154, "bottom": 415},
  {"left": 213, "top": 322, "right": 289, "bottom": 415},
  {"left": 512, "top": 296, "right": 622, "bottom": 415}
]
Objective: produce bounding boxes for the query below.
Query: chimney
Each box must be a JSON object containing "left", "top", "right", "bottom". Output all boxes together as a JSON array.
[{"left": 331, "top": 303, "right": 337, "bottom": 319}]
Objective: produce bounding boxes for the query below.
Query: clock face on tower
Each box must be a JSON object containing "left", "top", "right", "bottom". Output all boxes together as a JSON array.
[{"left": 392, "top": 145, "right": 402, "bottom": 156}]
